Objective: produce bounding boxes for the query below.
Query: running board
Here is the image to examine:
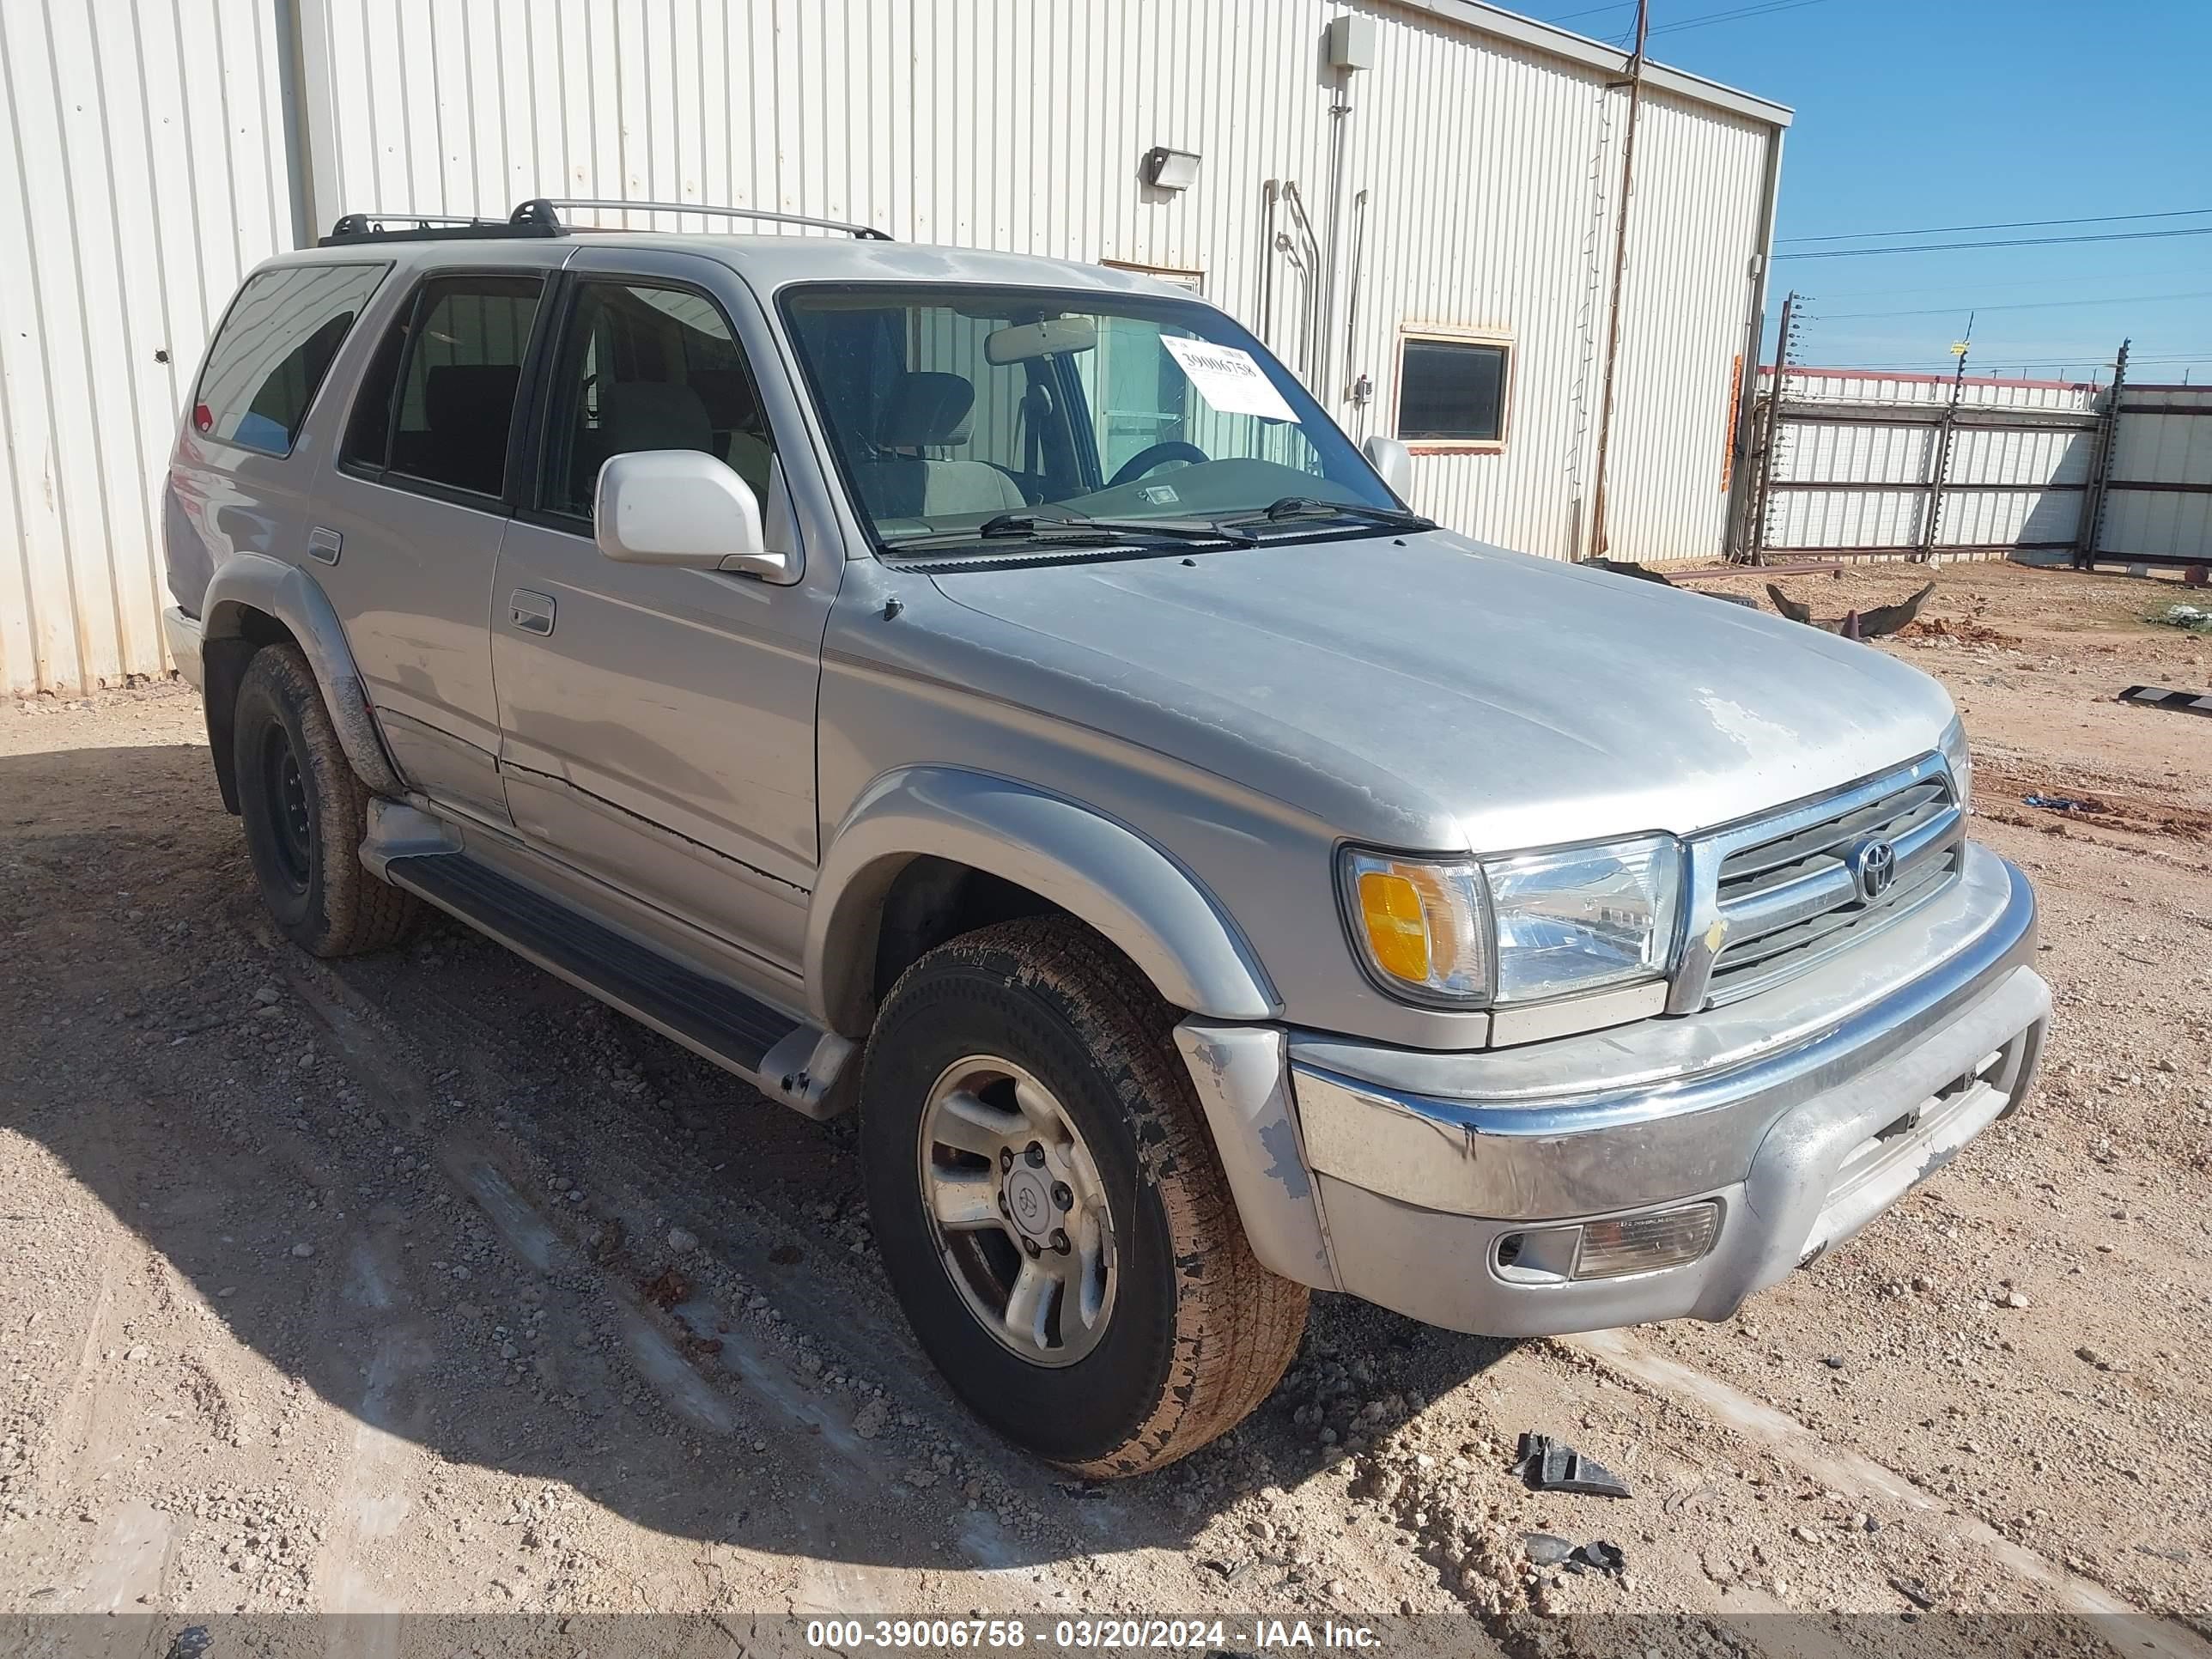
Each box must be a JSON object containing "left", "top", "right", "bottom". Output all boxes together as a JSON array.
[{"left": 382, "top": 848, "right": 854, "bottom": 1119}]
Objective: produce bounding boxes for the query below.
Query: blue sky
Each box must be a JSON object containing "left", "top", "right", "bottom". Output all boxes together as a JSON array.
[{"left": 1527, "top": 0, "right": 2211, "bottom": 383}]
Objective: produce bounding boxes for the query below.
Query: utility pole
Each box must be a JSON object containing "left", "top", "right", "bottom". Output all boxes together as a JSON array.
[
  {"left": 1918, "top": 313, "right": 1973, "bottom": 562},
  {"left": 1583, "top": 0, "right": 1648, "bottom": 562}
]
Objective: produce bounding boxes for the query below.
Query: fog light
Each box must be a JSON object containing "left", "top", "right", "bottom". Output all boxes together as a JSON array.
[{"left": 1572, "top": 1202, "right": 1719, "bottom": 1279}]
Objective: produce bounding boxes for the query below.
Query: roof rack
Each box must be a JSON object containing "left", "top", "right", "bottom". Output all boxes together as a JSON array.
[
  {"left": 318, "top": 196, "right": 890, "bottom": 247},
  {"left": 520, "top": 198, "right": 891, "bottom": 241}
]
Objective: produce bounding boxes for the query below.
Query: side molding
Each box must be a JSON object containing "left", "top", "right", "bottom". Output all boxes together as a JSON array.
[
  {"left": 807, "top": 768, "right": 1278, "bottom": 1036},
  {"left": 202, "top": 552, "right": 404, "bottom": 798}
]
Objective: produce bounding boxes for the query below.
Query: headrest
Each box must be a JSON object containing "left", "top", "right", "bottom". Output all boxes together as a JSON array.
[
  {"left": 601, "top": 381, "right": 714, "bottom": 453},
  {"left": 423, "top": 363, "right": 520, "bottom": 432},
  {"left": 877, "top": 371, "right": 975, "bottom": 447},
  {"left": 687, "top": 368, "right": 763, "bottom": 431}
]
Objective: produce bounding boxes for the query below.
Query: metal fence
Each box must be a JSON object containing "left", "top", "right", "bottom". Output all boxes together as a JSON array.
[{"left": 1740, "top": 349, "right": 2212, "bottom": 569}]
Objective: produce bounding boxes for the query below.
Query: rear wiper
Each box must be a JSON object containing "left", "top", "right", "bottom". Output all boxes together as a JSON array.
[
  {"left": 1216, "top": 496, "right": 1435, "bottom": 532},
  {"left": 884, "top": 512, "right": 1255, "bottom": 551}
]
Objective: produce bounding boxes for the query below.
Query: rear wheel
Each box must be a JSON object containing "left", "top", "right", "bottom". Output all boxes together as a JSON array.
[
  {"left": 860, "top": 916, "right": 1309, "bottom": 1476},
  {"left": 233, "top": 644, "right": 424, "bottom": 957}
]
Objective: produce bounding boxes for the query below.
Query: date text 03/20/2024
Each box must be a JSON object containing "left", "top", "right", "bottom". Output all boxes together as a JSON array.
[{"left": 804, "top": 1619, "right": 1382, "bottom": 1650}]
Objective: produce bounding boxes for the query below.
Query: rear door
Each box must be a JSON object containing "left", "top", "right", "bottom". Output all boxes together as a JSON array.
[
  {"left": 308, "top": 266, "right": 554, "bottom": 822},
  {"left": 489, "top": 246, "right": 839, "bottom": 972}
]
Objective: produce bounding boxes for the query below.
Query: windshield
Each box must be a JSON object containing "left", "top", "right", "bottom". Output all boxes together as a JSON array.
[{"left": 779, "top": 283, "right": 1401, "bottom": 550}]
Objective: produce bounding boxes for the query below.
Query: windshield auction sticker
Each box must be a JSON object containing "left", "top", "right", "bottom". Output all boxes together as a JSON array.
[{"left": 1161, "top": 336, "right": 1300, "bottom": 422}]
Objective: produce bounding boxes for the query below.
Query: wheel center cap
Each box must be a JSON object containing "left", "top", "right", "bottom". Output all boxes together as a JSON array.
[{"left": 1005, "top": 1168, "right": 1053, "bottom": 1237}]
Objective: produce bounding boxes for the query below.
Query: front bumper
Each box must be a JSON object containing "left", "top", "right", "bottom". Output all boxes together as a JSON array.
[{"left": 1277, "top": 842, "right": 2047, "bottom": 1337}]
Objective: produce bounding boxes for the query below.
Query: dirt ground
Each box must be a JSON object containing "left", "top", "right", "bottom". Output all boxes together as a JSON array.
[{"left": 1, "top": 557, "right": 2208, "bottom": 1657}]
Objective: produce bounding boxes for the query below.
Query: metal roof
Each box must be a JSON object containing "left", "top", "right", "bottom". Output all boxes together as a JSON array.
[{"left": 1401, "top": 0, "right": 1796, "bottom": 129}]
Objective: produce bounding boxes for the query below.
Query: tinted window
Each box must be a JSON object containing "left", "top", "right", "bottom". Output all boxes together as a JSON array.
[
  {"left": 1398, "top": 337, "right": 1508, "bottom": 443},
  {"left": 540, "top": 282, "right": 776, "bottom": 518},
  {"left": 192, "top": 264, "right": 386, "bottom": 456},
  {"left": 343, "top": 275, "right": 543, "bottom": 498}
]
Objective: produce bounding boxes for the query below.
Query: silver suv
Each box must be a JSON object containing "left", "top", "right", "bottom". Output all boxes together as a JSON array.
[{"left": 161, "top": 200, "right": 2048, "bottom": 1477}]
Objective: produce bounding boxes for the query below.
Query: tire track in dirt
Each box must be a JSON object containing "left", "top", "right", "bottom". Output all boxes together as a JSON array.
[{"left": 1567, "top": 1331, "right": 2212, "bottom": 1659}]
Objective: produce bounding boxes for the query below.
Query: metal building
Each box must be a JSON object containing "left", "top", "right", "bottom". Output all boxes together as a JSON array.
[{"left": 1, "top": 0, "right": 1790, "bottom": 697}]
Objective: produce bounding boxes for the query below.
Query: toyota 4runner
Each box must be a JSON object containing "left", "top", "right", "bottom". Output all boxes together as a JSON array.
[{"left": 160, "top": 199, "right": 2048, "bottom": 1477}]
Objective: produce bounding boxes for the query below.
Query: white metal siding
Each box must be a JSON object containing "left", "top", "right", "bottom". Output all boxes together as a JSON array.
[
  {"left": 2100, "top": 386, "right": 2212, "bottom": 563},
  {"left": 0, "top": 0, "right": 296, "bottom": 696},
  {"left": 6, "top": 0, "right": 1780, "bottom": 694}
]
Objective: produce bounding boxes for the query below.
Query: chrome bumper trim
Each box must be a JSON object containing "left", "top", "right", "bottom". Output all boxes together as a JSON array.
[{"left": 1290, "top": 844, "right": 2041, "bottom": 1220}]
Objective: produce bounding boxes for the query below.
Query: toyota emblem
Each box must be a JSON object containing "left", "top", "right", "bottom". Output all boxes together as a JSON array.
[{"left": 1847, "top": 837, "right": 1897, "bottom": 903}]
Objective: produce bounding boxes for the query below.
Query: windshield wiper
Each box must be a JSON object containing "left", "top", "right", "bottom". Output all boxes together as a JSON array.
[
  {"left": 884, "top": 511, "right": 1256, "bottom": 552},
  {"left": 1216, "top": 496, "right": 1435, "bottom": 532}
]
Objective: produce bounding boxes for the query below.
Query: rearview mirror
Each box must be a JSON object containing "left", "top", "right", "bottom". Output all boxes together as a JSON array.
[
  {"left": 984, "top": 315, "right": 1098, "bottom": 364},
  {"left": 1363, "top": 434, "right": 1413, "bottom": 500},
  {"left": 594, "top": 449, "right": 790, "bottom": 581}
]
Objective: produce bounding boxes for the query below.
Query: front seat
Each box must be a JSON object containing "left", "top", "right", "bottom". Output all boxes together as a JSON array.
[{"left": 849, "top": 371, "right": 1025, "bottom": 521}]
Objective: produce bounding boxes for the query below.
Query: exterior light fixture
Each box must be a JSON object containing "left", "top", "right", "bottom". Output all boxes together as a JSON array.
[{"left": 1142, "top": 146, "right": 1200, "bottom": 191}]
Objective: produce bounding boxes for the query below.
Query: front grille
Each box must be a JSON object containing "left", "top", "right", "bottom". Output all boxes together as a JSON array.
[{"left": 1704, "top": 770, "right": 1964, "bottom": 1006}]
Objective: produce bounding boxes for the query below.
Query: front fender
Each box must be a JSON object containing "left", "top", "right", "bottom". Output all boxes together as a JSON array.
[
  {"left": 807, "top": 767, "right": 1279, "bottom": 1036},
  {"left": 202, "top": 553, "right": 404, "bottom": 799}
]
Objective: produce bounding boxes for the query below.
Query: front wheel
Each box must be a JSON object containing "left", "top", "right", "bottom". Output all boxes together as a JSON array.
[{"left": 859, "top": 917, "right": 1309, "bottom": 1476}]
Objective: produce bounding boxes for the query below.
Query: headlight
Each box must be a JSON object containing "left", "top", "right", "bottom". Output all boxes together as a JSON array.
[
  {"left": 1939, "top": 714, "right": 1972, "bottom": 814},
  {"left": 1340, "top": 835, "right": 1684, "bottom": 1007}
]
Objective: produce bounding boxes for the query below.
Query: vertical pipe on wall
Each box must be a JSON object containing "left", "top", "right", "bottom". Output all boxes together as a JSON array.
[
  {"left": 1724, "top": 122, "right": 1786, "bottom": 561},
  {"left": 1583, "top": 0, "right": 1648, "bottom": 562}
]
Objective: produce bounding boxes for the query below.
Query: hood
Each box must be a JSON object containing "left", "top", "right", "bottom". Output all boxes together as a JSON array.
[{"left": 920, "top": 531, "right": 1957, "bottom": 853}]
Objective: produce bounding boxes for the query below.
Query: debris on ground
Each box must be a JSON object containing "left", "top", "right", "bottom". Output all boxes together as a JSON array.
[
  {"left": 2153, "top": 603, "right": 2212, "bottom": 633},
  {"left": 2117, "top": 684, "right": 2212, "bottom": 717},
  {"left": 1522, "top": 1533, "right": 1575, "bottom": 1565},
  {"left": 1566, "top": 1540, "right": 1627, "bottom": 1575},
  {"left": 2022, "top": 793, "right": 2096, "bottom": 813},
  {"left": 1510, "top": 1432, "right": 1632, "bottom": 1498},
  {"left": 1767, "top": 579, "right": 1936, "bottom": 641}
]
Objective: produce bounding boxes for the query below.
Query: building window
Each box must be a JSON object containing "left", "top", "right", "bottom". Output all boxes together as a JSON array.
[{"left": 1397, "top": 334, "right": 1510, "bottom": 445}]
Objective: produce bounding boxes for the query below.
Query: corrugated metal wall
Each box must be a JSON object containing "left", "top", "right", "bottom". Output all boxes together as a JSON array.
[
  {"left": 0, "top": 0, "right": 298, "bottom": 696},
  {"left": 4, "top": 0, "right": 1781, "bottom": 695},
  {"left": 2100, "top": 385, "right": 2212, "bottom": 563},
  {"left": 1754, "top": 368, "right": 2105, "bottom": 560}
]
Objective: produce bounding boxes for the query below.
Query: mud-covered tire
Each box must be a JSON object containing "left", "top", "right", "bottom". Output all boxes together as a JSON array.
[
  {"left": 859, "top": 916, "right": 1310, "bottom": 1476},
  {"left": 233, "top": 644, "right": 424, "bottom": 957}
]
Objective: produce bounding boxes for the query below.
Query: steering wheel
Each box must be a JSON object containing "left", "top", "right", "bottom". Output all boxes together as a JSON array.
[{"left": 1108, "top": 441, "right": 1209, "bottom": 489}]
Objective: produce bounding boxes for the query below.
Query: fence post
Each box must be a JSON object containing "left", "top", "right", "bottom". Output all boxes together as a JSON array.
[
  {"left": 2075, "top": 339, "right": 2130, "bottom": 569},
  {"left": 1743, "top": 290, "right": 1795, "bottom": 566}
]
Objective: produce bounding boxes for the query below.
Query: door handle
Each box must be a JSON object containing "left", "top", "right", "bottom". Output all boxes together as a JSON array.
[
  {"left": 509, "top": 589, "right": 556, "bottom": 635},
  {"left": 307, "top": 526, "right": 342, "bottom": 565}
]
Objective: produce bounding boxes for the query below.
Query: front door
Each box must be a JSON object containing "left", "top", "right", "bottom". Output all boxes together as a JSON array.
[
  {"left": 309, "top": 270, "right": 551, "bottom": 822},
  {"left": 489, "top": 250, "right": 835, "bottom": 974}
]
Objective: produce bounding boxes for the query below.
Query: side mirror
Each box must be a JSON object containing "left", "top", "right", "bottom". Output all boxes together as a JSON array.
[
  {"left": 594, "top": 449, "right": 791, "bottom": 581},
  {"left": 1363, "top": 434, "right": 1413, "bottom": 500}
]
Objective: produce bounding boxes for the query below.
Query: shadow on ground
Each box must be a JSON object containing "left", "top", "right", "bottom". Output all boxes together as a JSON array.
[{"left": 0, "top": 738, "right": 1512, "bottom": 1577}]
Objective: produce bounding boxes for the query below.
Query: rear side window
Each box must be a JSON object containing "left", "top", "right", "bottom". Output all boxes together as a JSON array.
[
  {"left": 192, "top": 264, "right": 386, "bottom": 456},
  {"left": 341, "top": 274, "right": 544, "bottom": 499}
]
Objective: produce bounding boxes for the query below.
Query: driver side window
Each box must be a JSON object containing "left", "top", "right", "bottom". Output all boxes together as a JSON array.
[{"left": 538, "top": 280, "right": 775, "bottom": 520}]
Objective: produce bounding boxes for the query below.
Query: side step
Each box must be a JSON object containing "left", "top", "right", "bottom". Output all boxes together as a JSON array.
[{"left": 385, "top": 850, "right": 844, "bottom": 1110}]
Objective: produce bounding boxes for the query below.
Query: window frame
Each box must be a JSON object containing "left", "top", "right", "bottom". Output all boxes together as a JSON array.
[
  {"left": 332, "top": 264, "right": 556, "bottom": 515},
  {"left": 1393, "top": 325, "right": 1515, "bottom": 453},
  {"left": 190, "top": 260, "right": 392, "bottom": 460},
  {"left": 517, "top": 272, "right": 775, "bottom": 538}
]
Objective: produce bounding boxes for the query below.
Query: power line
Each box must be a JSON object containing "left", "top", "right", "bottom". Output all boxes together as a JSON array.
[
  {"left": 1650, "top": 0, "right": 1830, "bottom": 35},
  {"left": 1774, "top": 225, "right": 2212, "bottom": 260},
  {"left": 1809, "top": 263, "right": 2212, "bottom": 301},
  {"left": 1778, "top": 205, "right": 2212, "bottom": 246},
  {"left": 1814, "top": 288, "right": 2212, "bottom": 320}
]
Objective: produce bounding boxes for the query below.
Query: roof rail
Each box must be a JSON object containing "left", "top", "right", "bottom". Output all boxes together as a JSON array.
[
  {"left": 320, "top": 204, "right": 565, "bottom": 247},
  {"left": 519, "top": 197, "right": 892, "bottom": 241}
]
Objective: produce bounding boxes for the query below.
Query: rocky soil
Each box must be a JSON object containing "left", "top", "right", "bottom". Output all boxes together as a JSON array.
[{"left": 1, "top": 557, "right": 2207, "bottom": 1657}]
